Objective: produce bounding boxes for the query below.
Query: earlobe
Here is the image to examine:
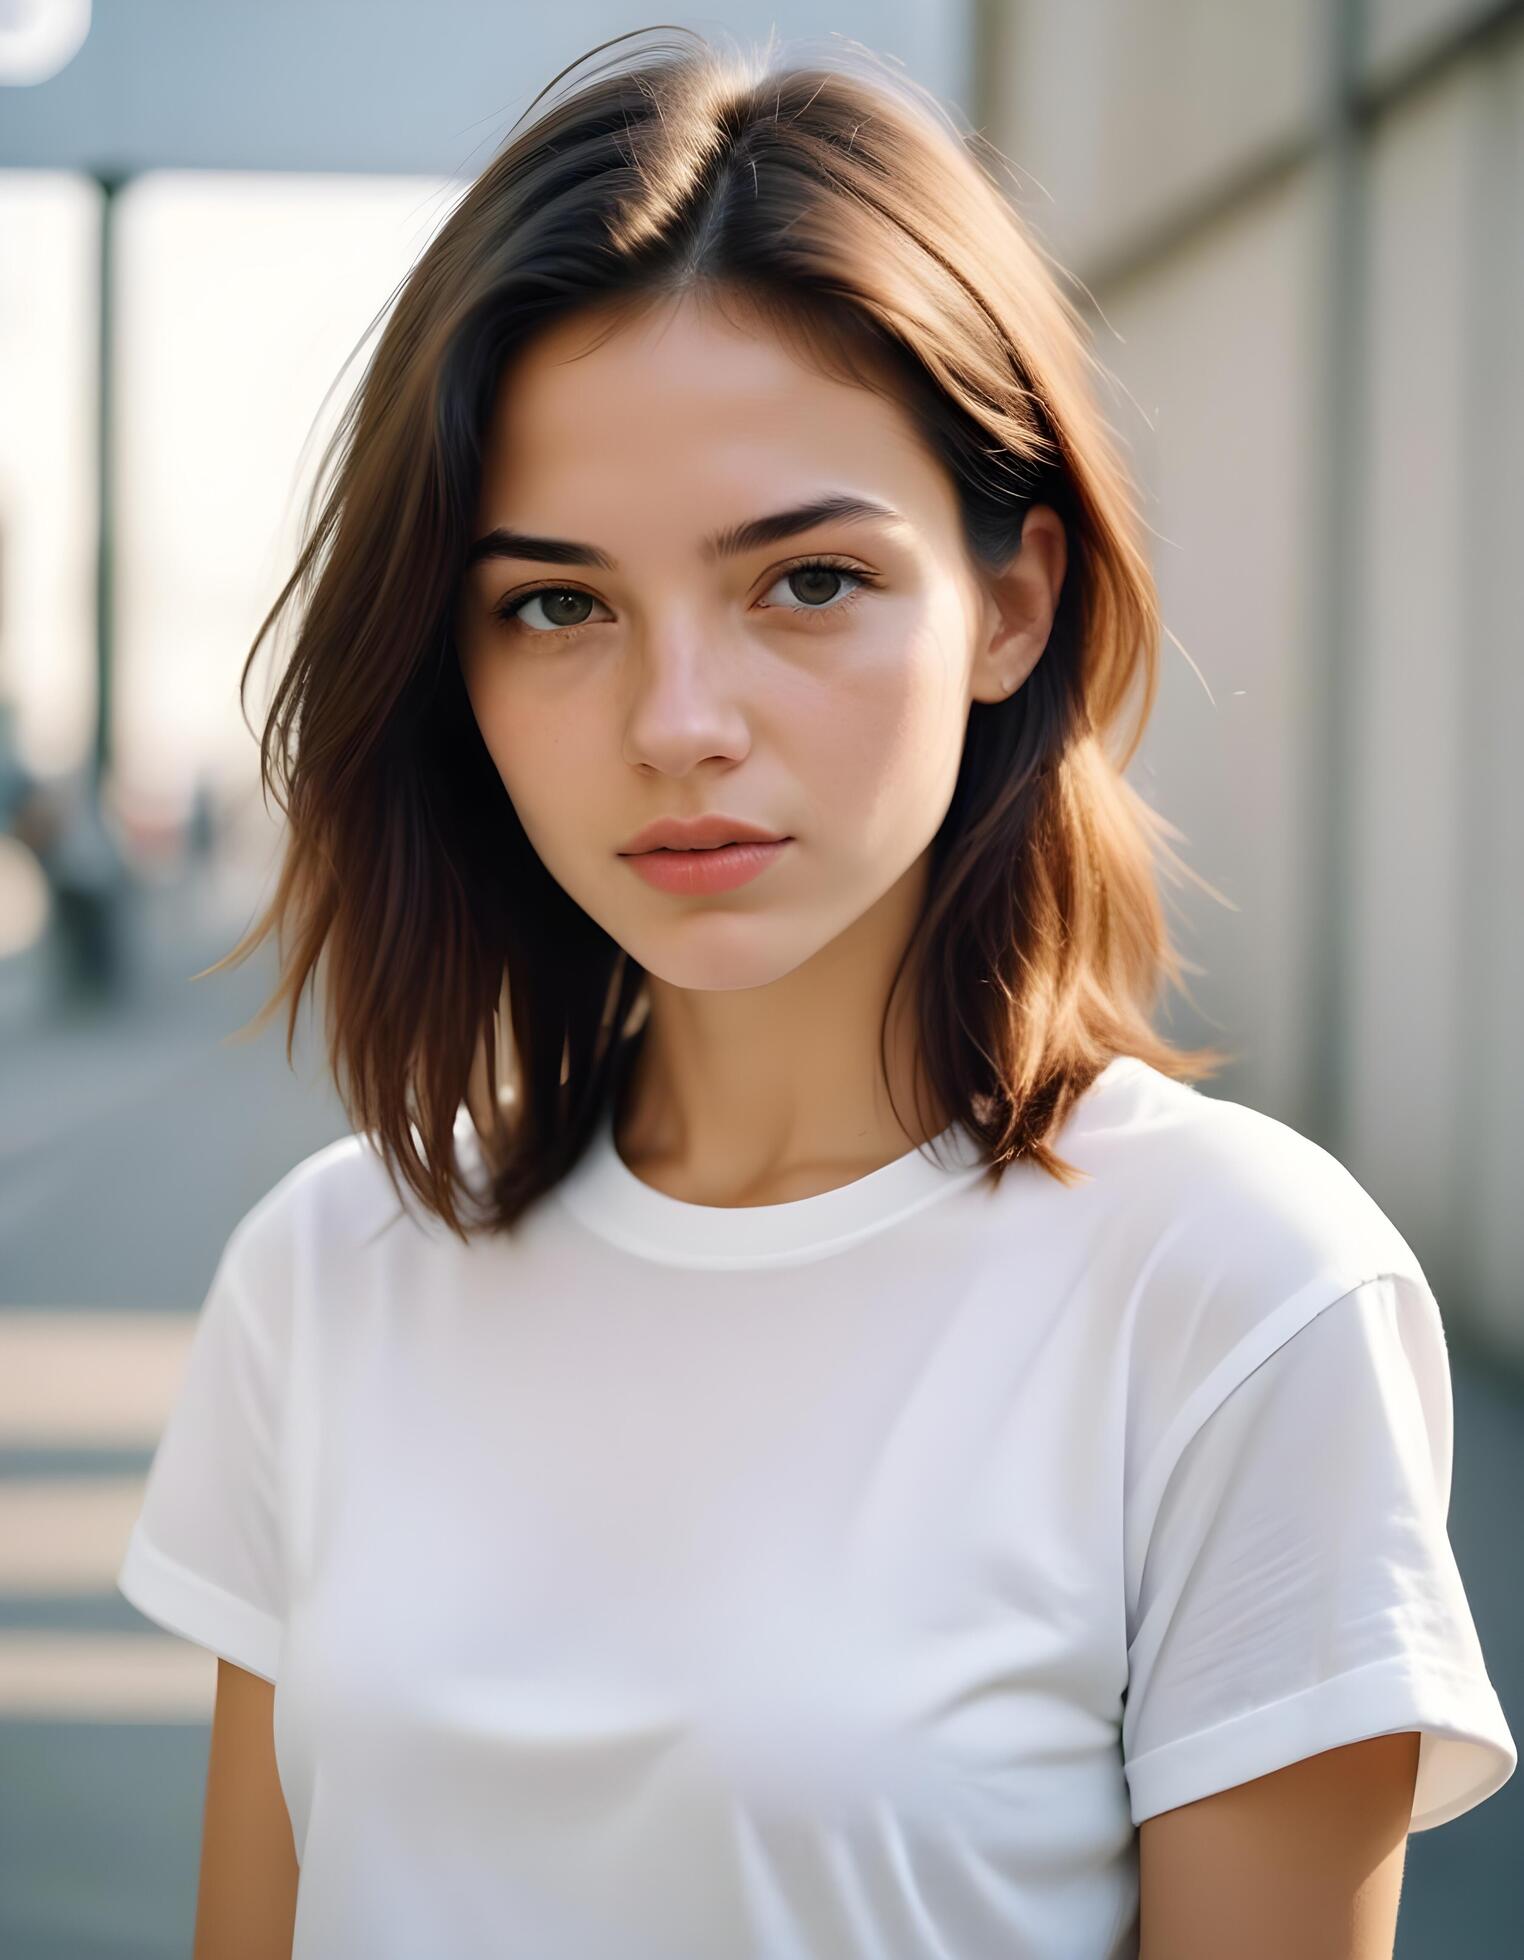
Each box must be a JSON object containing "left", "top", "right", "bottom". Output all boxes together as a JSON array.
[
  {"left": 993, "top": 647, "right": 1036, "bottom": 698},
  {"left": 975, "top": 589, "right": 1037, "bottom": 702}
]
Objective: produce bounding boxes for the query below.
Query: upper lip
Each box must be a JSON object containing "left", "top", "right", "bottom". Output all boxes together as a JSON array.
[{"left": 618, "top": 814, "right": 790, "bottom": 854}]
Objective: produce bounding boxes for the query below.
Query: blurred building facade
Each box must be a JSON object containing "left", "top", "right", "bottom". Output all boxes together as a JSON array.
[{"left": 975, "top": 0, "right": 1524, "bottom": 1366}]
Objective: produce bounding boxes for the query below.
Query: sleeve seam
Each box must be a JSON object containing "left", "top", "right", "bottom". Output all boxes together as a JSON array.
[
  {"left": 116, "top": 1522, "right": 284, "bottom": 1684},
  {"left": 1126, "top": 1262, "right": 1424, "bottom": 1581},
  {"left": 1125, "top": 1650, "right": 1516, "bottom": 1833}
]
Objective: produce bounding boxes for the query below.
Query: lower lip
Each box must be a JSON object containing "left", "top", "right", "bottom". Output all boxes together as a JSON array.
[{"left": 620, "top": 840, "right": 791, "bottom": 895}]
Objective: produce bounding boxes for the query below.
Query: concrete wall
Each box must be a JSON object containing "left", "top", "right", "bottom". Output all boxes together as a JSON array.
[{"left": 976, "top": 0, "right": 1524, "bottom": 1361}]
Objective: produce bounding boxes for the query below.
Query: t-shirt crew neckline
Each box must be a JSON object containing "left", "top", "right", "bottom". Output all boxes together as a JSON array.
[{"left": 551, "top": 1057, "right": 1143, "bottom": 1269}]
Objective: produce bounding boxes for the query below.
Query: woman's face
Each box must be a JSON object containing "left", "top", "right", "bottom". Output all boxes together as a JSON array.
[{"left": 456, "top": 290, "right": 1039, "bottom": 995}]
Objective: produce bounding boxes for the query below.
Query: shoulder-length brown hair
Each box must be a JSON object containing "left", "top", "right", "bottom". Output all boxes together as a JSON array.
[{"left": 207, "top": 25, "right": 1236, "bottom": 1241}]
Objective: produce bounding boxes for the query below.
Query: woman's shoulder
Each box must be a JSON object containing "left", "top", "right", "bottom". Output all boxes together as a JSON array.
[
  {"left": 223, "top": 1120, "right": 449, "bottom": 1277},
  {"left": 1094, "top": 1064, "right": 1433, "bottom": 1440},
  {"left": 1091, "top": 1059, "right": 1420, "bottom": 1282}
]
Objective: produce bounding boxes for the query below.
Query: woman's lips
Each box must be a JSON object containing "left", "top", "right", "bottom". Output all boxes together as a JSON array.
[{"left": 621, "top": 839, "right": 791, "bottom": 895}]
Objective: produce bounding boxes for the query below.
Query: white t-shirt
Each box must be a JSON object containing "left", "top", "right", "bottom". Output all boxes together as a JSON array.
[{"left": 117, "top": 1054, "right": 1516, "bottom": 1958}]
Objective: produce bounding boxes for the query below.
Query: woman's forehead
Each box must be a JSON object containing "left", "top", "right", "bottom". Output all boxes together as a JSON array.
[{"left": 478, "top": 306, "right": 944, "bottom": 526}]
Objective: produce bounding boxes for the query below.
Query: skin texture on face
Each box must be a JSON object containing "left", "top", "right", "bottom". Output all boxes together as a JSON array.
[{"left": 456, "top": 289, "right": 1066, "bottom": 1204}]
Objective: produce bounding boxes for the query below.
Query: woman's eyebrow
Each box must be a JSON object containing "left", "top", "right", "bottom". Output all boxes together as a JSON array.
[{"left": 464, "top": 493, "right": 906, "bottom": 572}]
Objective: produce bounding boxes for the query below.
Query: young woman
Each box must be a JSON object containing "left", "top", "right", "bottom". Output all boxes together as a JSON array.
[{"left": 116, "top": 27, "right": 1515, "bottom": 1959}]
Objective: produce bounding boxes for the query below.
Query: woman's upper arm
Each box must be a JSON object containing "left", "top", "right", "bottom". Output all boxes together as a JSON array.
[
  {"left": 1138, "top": 1730, "right": 1421, "bottom": 1959},
  {"left": 194, "top": 1658, "right": 300, "bottom": 1960}
]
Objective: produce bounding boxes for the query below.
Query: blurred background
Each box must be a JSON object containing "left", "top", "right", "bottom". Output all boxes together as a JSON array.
[{"left": 2, "top": 2, "right": 1521, "bottom": 1953}]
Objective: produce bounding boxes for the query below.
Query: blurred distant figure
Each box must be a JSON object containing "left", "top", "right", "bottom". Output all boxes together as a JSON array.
[
  {"left": 30, "top": 769, "right": 127, "bottom": 1000},
  {"left": 185, "top": 770, "right": 219, "bottom": 861},
  {"left": 0, "top": 697, "right": 36, "bottom": 831}
]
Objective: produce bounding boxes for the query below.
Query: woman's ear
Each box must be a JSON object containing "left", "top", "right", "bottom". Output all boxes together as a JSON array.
[{"left": 968, "top": 503, "right": 1068, "bottom": 706}]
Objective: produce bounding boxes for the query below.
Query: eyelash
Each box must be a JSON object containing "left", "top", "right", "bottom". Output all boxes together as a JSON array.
[{"left": 489, "top": 554, "right": 882, "bottom": 641}]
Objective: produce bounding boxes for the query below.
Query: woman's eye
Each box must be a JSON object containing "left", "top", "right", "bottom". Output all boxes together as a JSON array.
[
  {"left": 494, "top": 588, "right": 606, "bottom": 634},
  {"left": 490, "top": 557, "right": 876, "bottom": 638},
  {"left": 760, "top": 559, "right": 870, "bottom": 615}
]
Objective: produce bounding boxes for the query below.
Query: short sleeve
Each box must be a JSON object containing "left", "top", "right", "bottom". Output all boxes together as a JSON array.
[
  {"left": 1122, "top": 1272, "right": 1517, "bottom": 1831},
  {"left": 116, "top": 1212, "right": 289, "bottom": 1684}
]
